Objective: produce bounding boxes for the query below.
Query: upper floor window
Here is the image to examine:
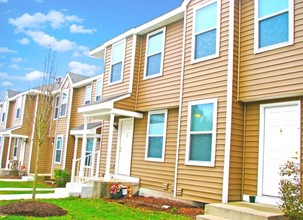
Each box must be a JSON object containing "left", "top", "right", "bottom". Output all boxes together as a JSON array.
[
  {"left": 85, "top": 85, "right": 92, "bottom": 105},
  {"left": 255, "top": 0, "right": 294, "bottom": 53},
  {"left": 186, "top": 99, "right": 217, "bottom": 167},
  {"left": 54, "top": 95, "right": 60, "bottom": 120},
  {"left": 15, "top": 97, "right": 22, "bottom": 119},
  {"left": 109, "top": 41, "right": 125, "bottom": 84},
  {"left": 60, "top": 90, "right": 68, "bottom": 117},
  {"left": 144, "top": 28, "right": 165, "bottom": 79},
  {"left": 1, "top": 113, "right": 5, "bottom": 122},
  {"left": 95, "top": 79, "right": 103, "bottom": 101},
  {"left": 193, "top": 0, "right": 220, "bottom": 62},
  {"left": 145, "top": 110, "right": 167, "bottom": 162}
]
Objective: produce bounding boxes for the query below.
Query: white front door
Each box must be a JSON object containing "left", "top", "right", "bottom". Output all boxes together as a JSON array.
[
  {"left": 260, "top": 102, "right": 300, "bottom": 197},
  {"left": 116, "top": 118, "right": 134, "bottom": 176}
]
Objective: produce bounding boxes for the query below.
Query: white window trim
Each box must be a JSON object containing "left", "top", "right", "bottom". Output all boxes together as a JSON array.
[
  {"left": 15, "top": 97, "right": 22, "bottom": 119},
  {"left": 108, "top": 40, "right": 126, "bottom": 85},
  {"left": 60, "top": 89, "right": 68, "bottom": 118},
  {"left": 143, "top": 27, "right": 166, "bottom": 80},
  {"left": 13, "top": 138, "right": 19, "bottom": 157},
  {"left": 254, "top": 0, "right": 294, "bottom": 54},
  {"left": 53, "top": 95, "right": 60, "bottom": 120},
  {"left": 84, "top": 85, "right": 92, "bottom": 105},
  {"left": 185, "top": 98, "right": 218, "bottom": 167},
  {"left": 191, "top": 0, "right": 221, "bottom": 63},
  {"left": 95, "top": 78, "right": 103, "bottom": 101},
  {"left": 54, "top": 135, "right": 64, "bottom": 164},
  {"left": 145, "top": 109, "right": 168, "bottom": 162}
]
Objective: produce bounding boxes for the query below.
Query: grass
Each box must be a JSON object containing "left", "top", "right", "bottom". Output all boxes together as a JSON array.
[
  {"left": 0, "top": 190, "right": 55, "bottom": 195},
  {"left": 0, "top": 181, "right": 53, "bottom": 188},
  {"left": 0, "top": 197, "right": 191, "bottom": 220}
]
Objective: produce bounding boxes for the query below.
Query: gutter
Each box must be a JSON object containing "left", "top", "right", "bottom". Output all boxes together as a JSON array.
[{"left": 222, "top": 0, "right": 235, "bottom": 203}]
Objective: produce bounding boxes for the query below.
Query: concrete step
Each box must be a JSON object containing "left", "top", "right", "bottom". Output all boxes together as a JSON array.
[
  {"left": 197, "top": 214, "right": 229, "bottom": 220},
  {"left": 65, "top": 182, "right": 93, "bottom": 198},
  {"left": 203, "top": 202, "right": 287, "bottom": 220}
]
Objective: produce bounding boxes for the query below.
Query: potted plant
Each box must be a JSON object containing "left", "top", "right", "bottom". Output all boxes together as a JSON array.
[
  {"left": 110, "top": 183, "right": 123, "bottom": 199},
  {"left": 249, "top": 195, "right": 256, "bottom": 203}
]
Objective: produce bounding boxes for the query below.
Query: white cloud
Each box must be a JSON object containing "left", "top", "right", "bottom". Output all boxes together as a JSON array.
[
  {"left": 72, "top": 51, "right": 81, "bottom": 57},
  {"left": 0, "top": 47, "right": 17, "bottom": 53},
  {"left": 11, "top": 57, "right": 23, "bottom": 63},
  {"left": 24, "top": 70, "right": 45, "bottom": 81},
  {"left": 26, "top": 30, "right": 76, "bottom": 52},
  {"left": 1, "top": 81, "right": 12, "bottom": 86},
  {"left": 18, "top": 38, "right": 30, "bottom": 45},
  {"left": 70, "top": 24, "right": 96, "bottom": 34},
  {"left": 68, "top": 61, "right": 101, "bottom": 76},
  {"left": 9, "top": 64, "right": 20, "bottom": 70},
  {"left": 0, "top": 0, "right": 8, "bottom": 3},
  {"left": 8, "top": 10, "right": 83, "bottom": 32}
]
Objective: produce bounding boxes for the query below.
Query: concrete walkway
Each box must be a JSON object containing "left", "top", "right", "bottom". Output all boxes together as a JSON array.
[{"left": 0, "top": 188, "right": 69, "bottom": 200}]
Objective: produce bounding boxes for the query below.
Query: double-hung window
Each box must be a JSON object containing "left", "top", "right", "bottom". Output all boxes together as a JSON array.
[
  {"left": 13, "top": 138, "right": 18, "bottom": 157},
  {"left": 54, "top": 95, "right": 60, "bottom": 119},
  {"left": 85, "top": 138, "right": 94, "bottom": 167},
  {"left": 193, "top": 0, "right": 220, "bottom": 62},
  {"left": 15, "top": 97, "right": 21, "bottom": 119},
  {"left": 60, "top": 90, "right": 68, "bottom": 117},
  {"left": 186, "top": 99, "right": 217, "bottom": 167},
  {"left": 145, "top": 110, "right": 167, "bottom": 162},
  {"left": 54, "top": 136, "right": 63, "bottom": 163},
  {"left": 95, "top": 79, "right": 103, "bottom": 101},
  {"left": 255, "top": 0, "right": 293, "bottom": 53},
  {"left": 144, "top": 28, "right": 165, "bottom": 79},
  {"left": 85, "top": 85, "right": 92, "bottom": 105},
  {"left": 109, "top": 41, "right": 125, "bottom": 84}
]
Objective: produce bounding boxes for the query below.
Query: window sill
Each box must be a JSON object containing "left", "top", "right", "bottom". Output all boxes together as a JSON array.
[
  {"left": 145, "top": 158, "right": 164, "bottom": 163},
  {"left": 143, "top": 73, "right": 162, "bottom": 80},
  {"left": 185, "top": 160, "right": 215, "bottom": 167},
  {"left": 108, "top": 80, "right": 123, "bottom": 86},
  {"left": 191, "top": 53, "right": 219, "bottom": 64},
  {"left": 54, "top": 162, "right": 61, "bottom": 165},
  {"left": 254, "top": 41, "right": 293, "bottom": 54}
]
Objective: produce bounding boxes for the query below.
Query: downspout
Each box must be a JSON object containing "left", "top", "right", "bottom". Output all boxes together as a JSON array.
[
  {"left": 63, "top": 87, "right": 73, "bottom": 169},
  {"left": 129, "top": 34, "right": 137, "bottom": 94},
  {"left": 28, "top": 95, "right": 39, "bottom": 174},
  {"left": 135, "top": 37, "right": 143, "bottom": 110},
  {"left": 241, "top": 103, "right": 247, "bottom": 197},
  {"left": 174, "top": 10, "right": 187, "bottom": 198},
  {"left": 222, "top": 0, "right": 235, "bottom": 203}
]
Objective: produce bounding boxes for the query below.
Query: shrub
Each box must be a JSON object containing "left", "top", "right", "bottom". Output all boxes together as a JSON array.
[
  {"left": 278, "top": 160, "right": 303, "bottom": 220},
  {"left": 53, "top": 169, "right": 70, "bottom": 187}
]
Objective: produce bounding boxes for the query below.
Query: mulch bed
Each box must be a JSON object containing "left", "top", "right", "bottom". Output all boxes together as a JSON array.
[
  {"left": 104, "top": 196, "right": 204, "bottom": 219},
  {"left": 0, "top": 201, "right": 67, "bottom": 217}
]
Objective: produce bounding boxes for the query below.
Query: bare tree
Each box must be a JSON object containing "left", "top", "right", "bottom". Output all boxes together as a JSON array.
[{"left": 27, "top": 48, "right": 58, "bottom": 200}]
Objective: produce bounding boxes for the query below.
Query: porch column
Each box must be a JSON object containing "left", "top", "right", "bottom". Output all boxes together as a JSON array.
[
  {"left": 5, "top": 136, "right": 12, "bottom": 169},
  {"left": 71, "top": 136, "right": 79, "bottom": 182},
  {"left": 104, "top": 113, "right": 115, "bottom": 181},
  {"left": 0, "top": 136, "right": 5, "bottom": 168},
  {"left": 80, "top": 117, "right": 88, "bottom": 177}
]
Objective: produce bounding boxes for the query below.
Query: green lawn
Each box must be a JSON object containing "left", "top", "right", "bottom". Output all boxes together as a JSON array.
[
  {"left": 0, "top": 190, "right": 55, "bottom": 195},
  {"left": 0, "top": 181, "right": 53, "bottom": 188},
  {"left": 0, "top": 197, "right": 191, "bottom": 220}
]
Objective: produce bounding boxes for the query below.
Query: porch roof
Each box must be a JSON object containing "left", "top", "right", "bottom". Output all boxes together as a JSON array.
[
  {"left": 0, "top": 126, "right": 28, "bottom": 138},
  {"left": 70, "top": 122, "right": 102, "bottom": 136},
  {"left": 78, "top": 93, "right": 143, "bottom": 120}
]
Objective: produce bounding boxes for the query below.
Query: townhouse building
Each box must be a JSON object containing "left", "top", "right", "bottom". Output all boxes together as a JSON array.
[{"left": 74, "top": 0, "right": 303, "bottom": 205}]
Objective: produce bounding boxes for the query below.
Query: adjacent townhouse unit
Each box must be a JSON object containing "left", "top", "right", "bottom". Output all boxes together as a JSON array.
[
  {"left": 50, "top": 72, "right": 103, "bottom": 181},
  {"left": 74, "top": 0, "right": 303, "bottom": 205}
]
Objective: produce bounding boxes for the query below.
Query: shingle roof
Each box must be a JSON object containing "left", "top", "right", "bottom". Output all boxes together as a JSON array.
[
  {"left": 69, "top": 72, "right": 90, "bottom": 84},
  {"left": 71, "top": 122, "right": 102, "bottom": 131},
  {"left": 7, "top": 90, "right": 21, "bottom": 98}
]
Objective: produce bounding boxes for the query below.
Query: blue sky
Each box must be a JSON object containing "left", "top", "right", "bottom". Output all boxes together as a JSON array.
[{"left": 0, "top": 0, "right": 182, "bottom": 99}]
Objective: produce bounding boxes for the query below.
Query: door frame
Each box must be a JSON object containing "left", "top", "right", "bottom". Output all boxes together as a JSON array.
[
  {"left": 257, "top": 100, "right": 301, "bottom": 197},
  {"left": 115, "top": 118, "right": 134, "bottom": 177}
]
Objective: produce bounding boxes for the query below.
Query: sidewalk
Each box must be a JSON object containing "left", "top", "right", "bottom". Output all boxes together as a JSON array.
[{"left": 0, "top": 188, "right": 69, "bottom": 200}]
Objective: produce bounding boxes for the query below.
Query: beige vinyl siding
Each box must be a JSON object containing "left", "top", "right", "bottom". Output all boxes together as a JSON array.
[
  {"left": 6, "top": 101, "right": 16, "bottom": 128},
  {"left": 29, "top": 138, "right": 52, "bottom": 173},
  {"left": 131, "top": 108, "right": 178, "bottom": 193},
  {"left": 114, "top": 36, "right": 141, "bottom": 111},
  {"left": 176, "top": 0, "right": 230, "bottom": 203},
  {"left": 1, "top": 137, "right": 9, "bottom": 168},
  {"left": 243, "top": 97, "right": 303, "bottom": 195},
  {"left": 239, "top": 0, "right": 303, "bottom": 101},
  {"left": 99, "top": 121, "right": 118, "bottom": 176},
  {"left": 136, "top": 20, "right": 183, "bottom": 111},
  {"left": 102, "top": 36, "right": 133, "bottom": 99}
]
